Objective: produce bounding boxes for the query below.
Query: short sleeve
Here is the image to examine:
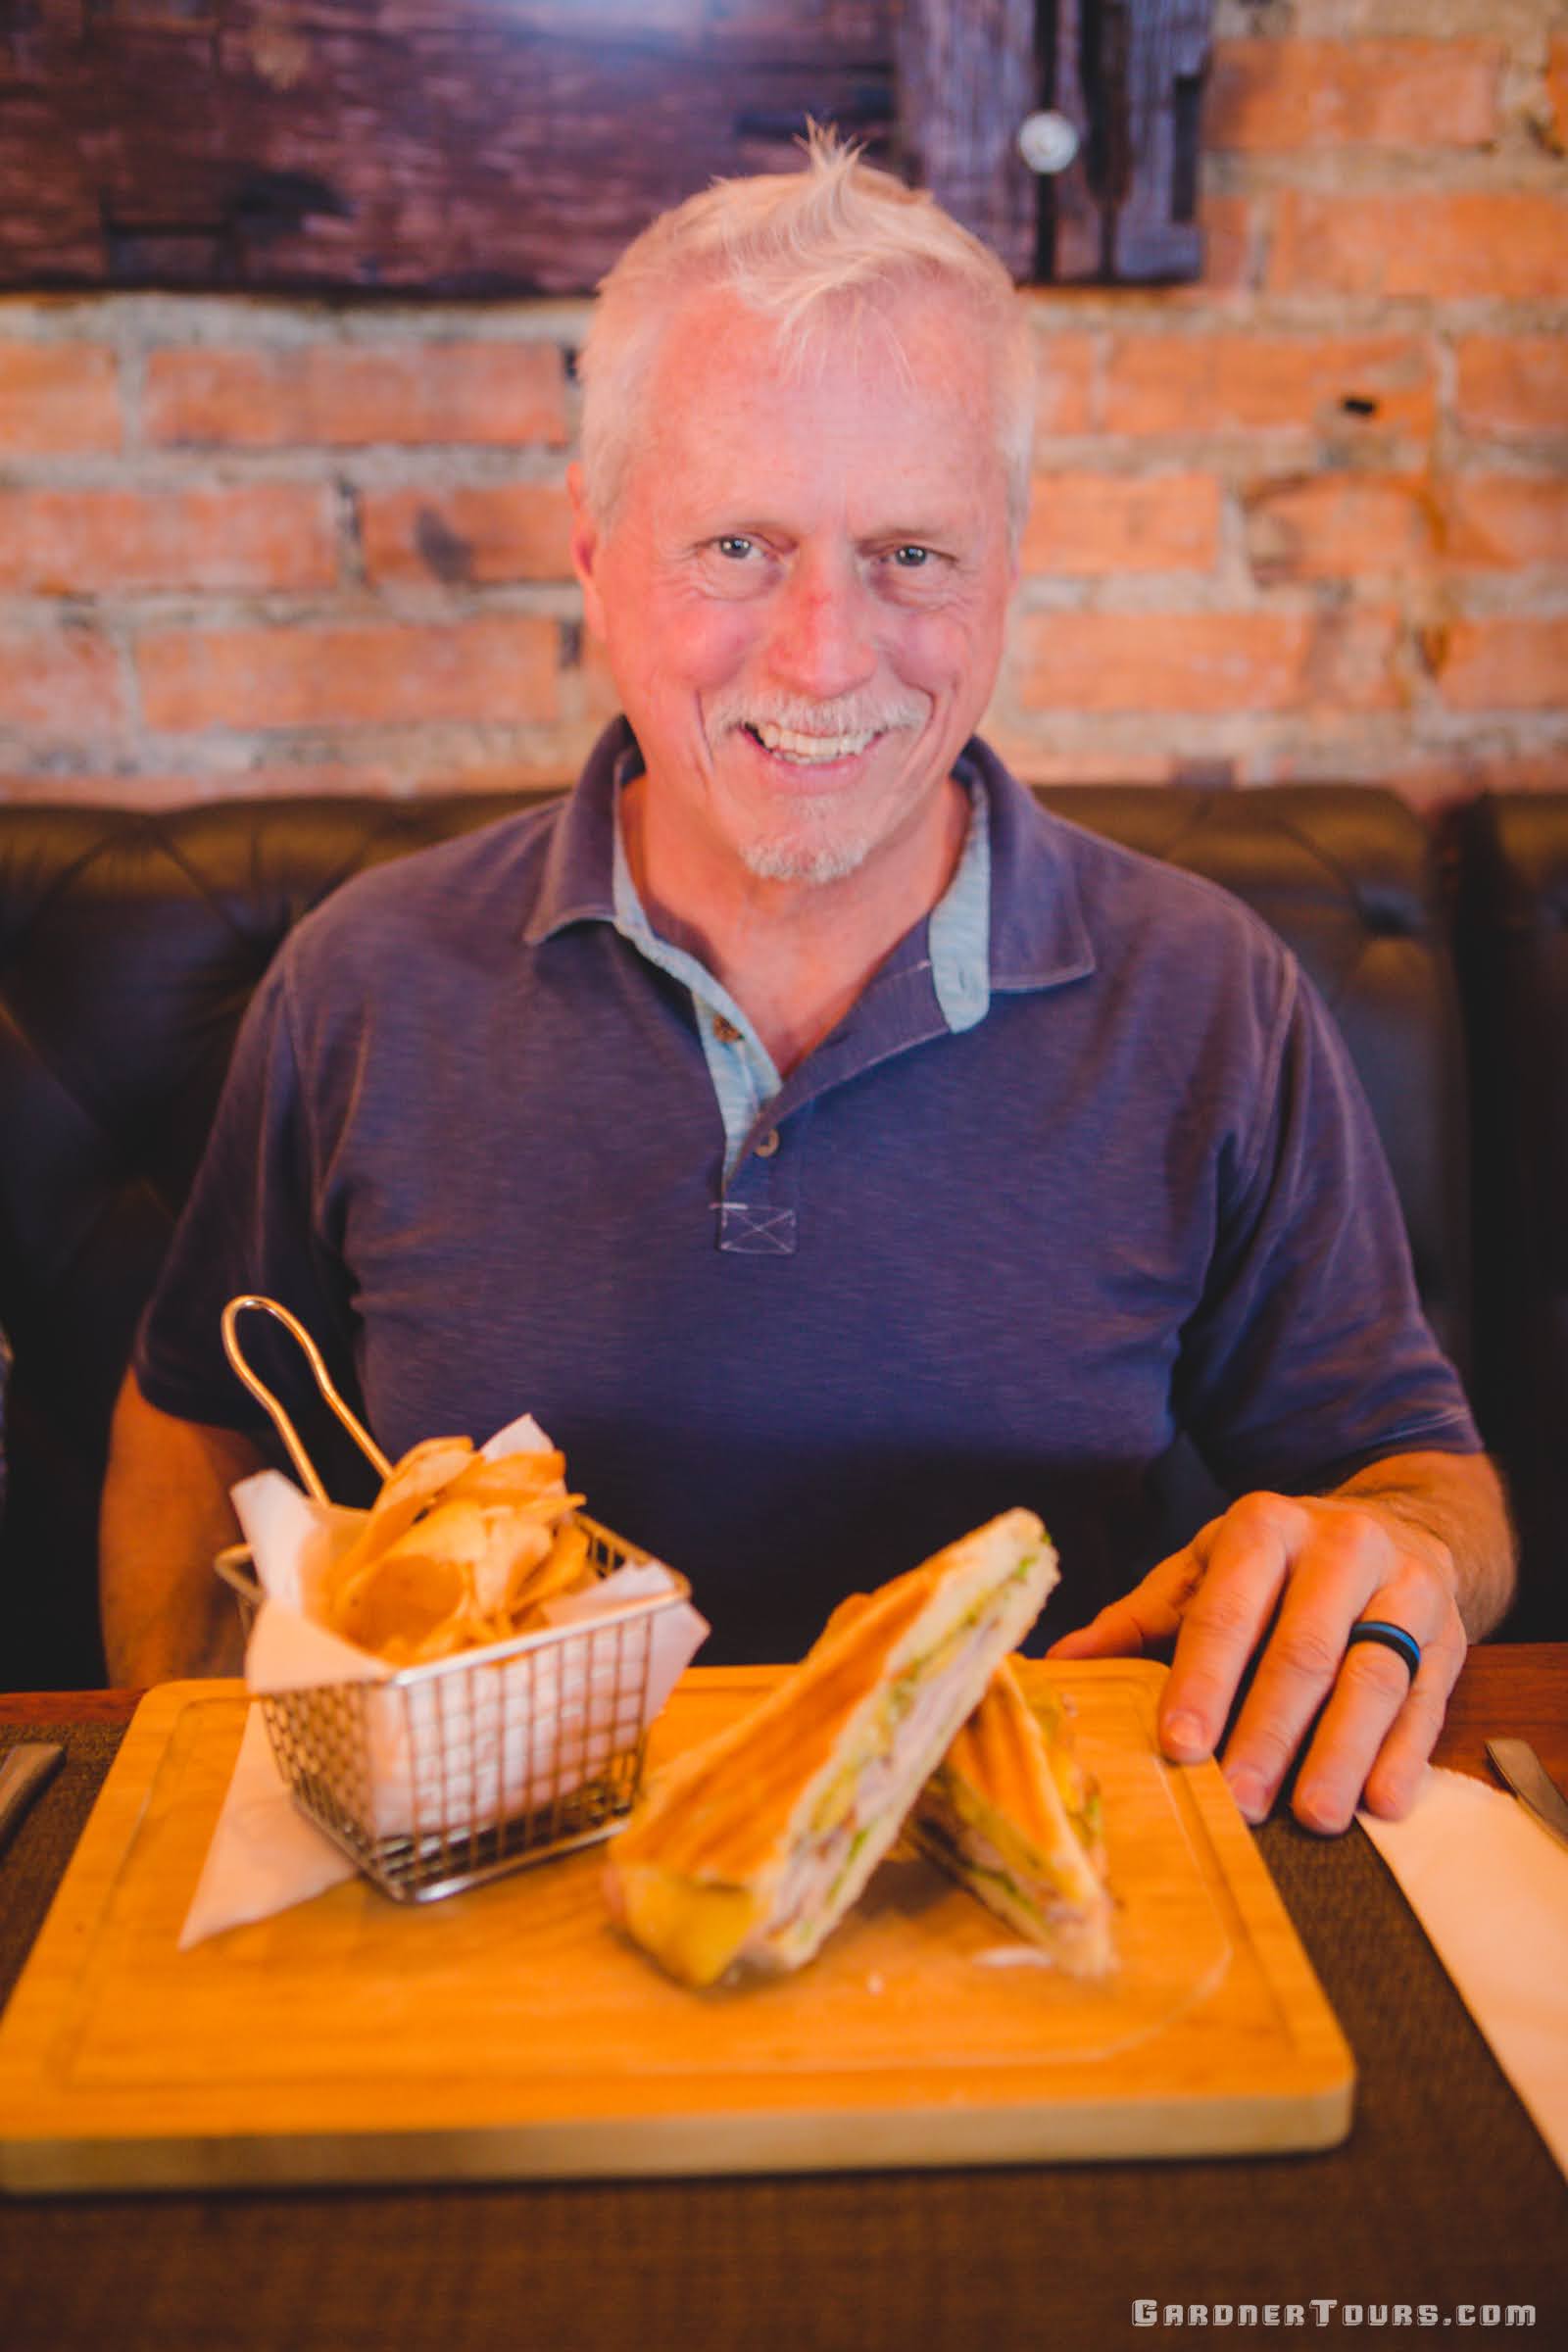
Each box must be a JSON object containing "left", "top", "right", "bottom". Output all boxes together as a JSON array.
[
  {"left": 1175, "top": 957, "right": 1480, "bottom": 1495},
  {"left": 133, "top": 951, "right": 363, "bottom": 1447}
]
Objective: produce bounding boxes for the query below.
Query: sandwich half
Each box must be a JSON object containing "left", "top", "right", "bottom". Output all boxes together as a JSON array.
[
  {"left": 604, "top": 1508, "right": 1056, "bottom": 1987},
  {"left": 906, "top": 1654, "right": 1115, "bottom": 1979}
]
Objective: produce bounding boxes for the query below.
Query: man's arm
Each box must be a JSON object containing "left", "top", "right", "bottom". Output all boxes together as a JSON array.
[
  {"left": 1049, "top": 1449, "right": 1514, "bottom": 1834},
  {"left": 100, "top": 1367, "right": 267, "bottom": 1686}
]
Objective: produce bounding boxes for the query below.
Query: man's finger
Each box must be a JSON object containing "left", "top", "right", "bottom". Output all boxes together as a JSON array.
[
  {"left": 1295, "top": 1617, "right": 1465, "bottom": 1832},
  {"left": 1216, "top": 1505, "right": 1458, "bottom": 1820},
  {"left": 1045, "top": 1547, "right": 1200, "bottom": 1662},
  {"left": 1208, "top": 1509, "right": 1414, "bottom": 1817},
  {"left": 1155, "top": 1495, "right": 1305, "bottom": 1765}
]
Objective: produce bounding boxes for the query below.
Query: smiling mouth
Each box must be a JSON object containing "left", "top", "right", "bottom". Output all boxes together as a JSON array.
[{"left": 741, "top": 720, "right": 880, "bottom": 764}]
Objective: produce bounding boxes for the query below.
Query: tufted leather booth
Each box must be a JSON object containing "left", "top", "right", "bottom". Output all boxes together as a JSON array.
[
  {"left": 1446, "top": 795, "right": 1568, "bottom": 1642},
  {"left": 0, "top": 782, "right": 1550, "bottom": 1690}
]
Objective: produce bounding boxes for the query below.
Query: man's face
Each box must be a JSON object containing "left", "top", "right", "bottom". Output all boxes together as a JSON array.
[{"left": 571, "top": 282, "right": 1017, "bottom": 896}]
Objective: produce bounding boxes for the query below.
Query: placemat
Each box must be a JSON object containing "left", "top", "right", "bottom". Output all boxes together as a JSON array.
[
  {"left": 0, "top": 1723, "right": 124, "bottom": 2000},
  {"left": 2, "top": 1724, "right": 1564, "bottom": 2352}
]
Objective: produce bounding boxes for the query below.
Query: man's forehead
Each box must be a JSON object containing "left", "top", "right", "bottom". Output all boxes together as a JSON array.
[
  {"left": 649, "top": 273, "right": 987, "bottom": 387},
  {"left": 625, "top": 281, "right": 1006, "bottom": 501}
]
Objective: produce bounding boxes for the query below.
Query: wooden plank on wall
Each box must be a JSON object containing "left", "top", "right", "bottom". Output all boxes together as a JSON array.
[
  {"left": 892, "top": 0, "right": 1040, "bottom": 282},
  {"left": 0, "top": 1, "right": 1209, "bottom": 293},
  {"left": 1045, "top": 0, "right": 1210, "bottom": 284},
  {"left": 0, "top": 0, "right": 899, "bottom": 294}
]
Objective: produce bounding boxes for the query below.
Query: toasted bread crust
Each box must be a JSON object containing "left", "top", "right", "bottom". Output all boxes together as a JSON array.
[
  {"left": 606, "top": 1510, "right": 1055, "bottom": 1984},
  {"left": 612, "top": 1569, "right": 936, "bottom": 1882},
  {"left": 610, "top": 1868, "right": 764, "bottom": 1991},
  {"left": 913, "top": 1658, "right": 1115, "bottom": 1977}
]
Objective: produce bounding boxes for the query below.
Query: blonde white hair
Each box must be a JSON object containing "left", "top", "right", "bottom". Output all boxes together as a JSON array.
[{"left": 576, "top": 126, "right": 1035, "bottom": 546}]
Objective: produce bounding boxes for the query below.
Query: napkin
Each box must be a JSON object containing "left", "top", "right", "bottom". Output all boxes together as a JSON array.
[
  {"left": 179, "top": 1415, "right": 709, "bottom": 1946},
  {"left": 1359, "top": 1764, "right": 1568, "bottom": 2182},
  {"left": 180, "top": 1706, "right": 355, "bottom": 1946}
]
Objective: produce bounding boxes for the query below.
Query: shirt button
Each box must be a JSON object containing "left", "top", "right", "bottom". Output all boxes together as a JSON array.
[
  {"left": 754, "top": 1128, "right": 781, "bottom": 1158},
  {"left": 712, "top": 1014, "right": 742, "bottom": 1044}
]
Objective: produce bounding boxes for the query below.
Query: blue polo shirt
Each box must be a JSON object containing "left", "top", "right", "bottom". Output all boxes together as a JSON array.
[{"left": 136, "top": 722, "right": 1480, "bottom": 1658}]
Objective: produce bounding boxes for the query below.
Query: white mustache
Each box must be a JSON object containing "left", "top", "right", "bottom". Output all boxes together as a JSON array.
[{"left": 706, "top": 690, "right": 926, "bottom": 740}]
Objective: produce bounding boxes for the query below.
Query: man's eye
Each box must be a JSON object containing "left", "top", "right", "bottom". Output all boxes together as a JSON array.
[
  {"left": 715, "top": 536, "right": 757, "bottom": 561},
  {"left": 891, "top": 545, "right": 933, "bottom": 568}
]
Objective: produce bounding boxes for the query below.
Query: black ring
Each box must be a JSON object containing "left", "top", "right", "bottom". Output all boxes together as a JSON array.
[{"left": 1344, "top": 1619, "right": 1421, "bottom": 1679}]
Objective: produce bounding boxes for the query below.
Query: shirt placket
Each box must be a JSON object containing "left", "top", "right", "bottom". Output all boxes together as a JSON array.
[
  {"left": 690, "top": 1002, "right": 801, "bottom": 1253},
  {"left": 606, "top": 758, "right": 996, "bottom": 1259}
]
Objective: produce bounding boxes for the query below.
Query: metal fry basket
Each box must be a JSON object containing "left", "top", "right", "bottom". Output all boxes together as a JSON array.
[{"left": 218, "top": 1517, "right": 689, "bottom": 1903}]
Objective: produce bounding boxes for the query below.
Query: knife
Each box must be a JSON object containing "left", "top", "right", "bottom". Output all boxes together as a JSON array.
[
  {"left": 1486, "top": 1737, "right": 1568, "bottom": 1857},
  {"left": 0, "top": 1741, "right": 64, "bottom": 1859}
]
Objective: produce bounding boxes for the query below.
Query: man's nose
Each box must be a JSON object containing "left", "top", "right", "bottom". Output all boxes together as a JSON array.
[{"left": 763, "top": 552, "right": 878, "bottom": 701}]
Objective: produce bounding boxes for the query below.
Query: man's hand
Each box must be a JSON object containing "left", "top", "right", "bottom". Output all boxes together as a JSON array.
[
  {"left": 1047, "top": 1450, "right": 1514, "bottom": 1834},
  {"left": 100, "top": 1368, "right": 266, "bottom": 1686}
]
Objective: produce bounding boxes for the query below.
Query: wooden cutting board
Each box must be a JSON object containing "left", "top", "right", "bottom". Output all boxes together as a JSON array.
[{"left": 0, "top": 1663, "right": 1352, "bottom": 2192}]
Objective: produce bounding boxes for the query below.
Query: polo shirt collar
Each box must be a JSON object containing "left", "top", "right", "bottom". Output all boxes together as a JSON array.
[
  {"left": 518, "top": 717, "right": 627, "bottom": 944},
  {"left": 957, "top": 736, "right": 1097, "bottom": 995},
  {"left": 522, "top": 718, "right": 1097, "bottom": 1003}
]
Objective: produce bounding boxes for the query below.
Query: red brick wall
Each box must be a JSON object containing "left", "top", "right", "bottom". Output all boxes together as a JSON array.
[{"left": 1, "top": 4, "right": 1564, "bottom": 809}]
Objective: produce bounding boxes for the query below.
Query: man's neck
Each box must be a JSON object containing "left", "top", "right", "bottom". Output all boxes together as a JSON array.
[{"left": 620, "top": 775, "right": 971, "bottom": 1076}]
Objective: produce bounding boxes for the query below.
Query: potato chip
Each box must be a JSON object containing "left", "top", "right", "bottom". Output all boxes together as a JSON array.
[
  {"left": 470, "top": 1514, "right": 553, "bottom": 1617},
  {"left": 370, "top": 1435, "right": 476, "bottom": 1528},
  {"left": 333, "top": 1545, "right": 468, "bottom": 1657},
  {"left": 318, "top": 1433, "right": 597, "bottom": 1664},
  {"left": 446, "top": 1450, "right": 566, "bottom": 1509},
  {"left": 322, "top": 1436, "right": 475, "bottom": 1613},
  {"left": 511, "top": 1519, "right": 590, "bottom": 1613}
]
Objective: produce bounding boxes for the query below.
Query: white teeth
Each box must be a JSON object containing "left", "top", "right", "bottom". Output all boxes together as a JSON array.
[{"left": 752, "top": 721, "right": 876, "bottom": 762}]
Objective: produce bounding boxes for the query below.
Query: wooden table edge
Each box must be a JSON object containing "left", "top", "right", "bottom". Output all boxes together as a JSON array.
[{"left": 4, "top": 1641, "right": 1564, "bottom": 1785}]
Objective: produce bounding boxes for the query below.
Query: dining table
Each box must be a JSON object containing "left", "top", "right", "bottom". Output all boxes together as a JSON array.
[{"left": 2, "top": 1643, "right": 1565, "bottom": 2352}]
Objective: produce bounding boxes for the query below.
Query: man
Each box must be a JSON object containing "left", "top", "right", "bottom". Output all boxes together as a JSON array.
[{"left": 101, "top": 135, "right": 1512, "bottom": 1837}]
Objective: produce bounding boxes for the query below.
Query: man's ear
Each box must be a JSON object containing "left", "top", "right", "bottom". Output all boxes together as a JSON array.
[{"left": 567, "top": 463, "right": 608, "bottom": 640}]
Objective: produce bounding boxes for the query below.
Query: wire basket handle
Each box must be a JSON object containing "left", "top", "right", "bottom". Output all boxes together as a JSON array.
[{"left": 220, "top": 1294, "right": 392, "bottom": 1502}]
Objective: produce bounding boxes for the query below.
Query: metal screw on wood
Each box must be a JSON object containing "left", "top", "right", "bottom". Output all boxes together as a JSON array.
[{"left": 1016, "top": 111, "right": 1080, "bottom": 175}]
